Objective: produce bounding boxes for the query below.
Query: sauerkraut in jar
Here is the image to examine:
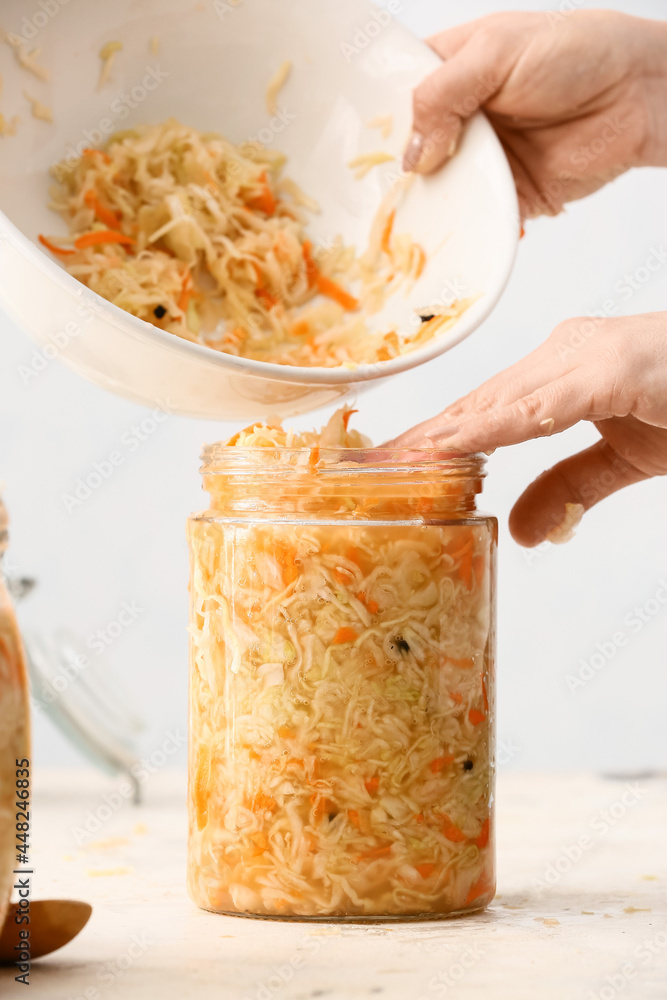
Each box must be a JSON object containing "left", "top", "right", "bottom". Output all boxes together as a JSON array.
[{"left": 187, "top": 410, "right": 496, "bottom": 919}]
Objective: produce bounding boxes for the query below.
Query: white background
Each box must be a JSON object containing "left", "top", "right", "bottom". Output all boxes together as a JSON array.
[{"left": 1, "top": 0, "right": 665, "bottom": 775}]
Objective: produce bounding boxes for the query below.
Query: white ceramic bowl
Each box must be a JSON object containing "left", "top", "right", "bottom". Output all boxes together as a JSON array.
[{"left": 0, "top": 0, "right": 518, "bottom": 419}]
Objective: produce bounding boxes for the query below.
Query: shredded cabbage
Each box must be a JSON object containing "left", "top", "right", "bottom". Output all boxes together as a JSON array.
[
  {"left": 42, "top": 120, "right": 472, "bottom": 368},
  {"left": 187, "top": 409, "right": 495, "bottom": 917}
]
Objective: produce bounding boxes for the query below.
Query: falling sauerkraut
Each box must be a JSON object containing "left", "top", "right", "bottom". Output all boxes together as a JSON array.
[
  {"left": 40, "top": 119, "right": 472, "bottom": 368},
  {"left": 187, "top": 409, "right": 495, "bottom": 918}
]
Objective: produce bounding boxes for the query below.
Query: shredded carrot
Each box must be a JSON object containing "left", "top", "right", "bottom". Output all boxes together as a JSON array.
[
  {"left": 345, "top": 546, "right": 363, "bottom": 568},
  {"left": 277, "top": 725, "right": 295, "bottom": 739},
  {"left": 251, "top": 173, "right": 274, "bottom": 214},
  {"left": 416, "top": 862, "right": 437, "bottom": 879},
  {"left": 245, "top": 171, "right": 277, "bottom": 216},
  {"left": 82, "top": 147, "right": 112, "bottom": 164},
  {"left": 451, "top": 692, "right": 463, "bottom": 705},
  {"left": 74, "top": 230, "right": 136, "bottom": 250},
  {"left": 291, "top": 319, "right": 310, "bottom": 337},
  {"left": 474, "top": 817, "right": 490, "bottom": 850},
  {"left": 316, "top": 274, "right": 359, "bottom": 311},
  {"left": 413, "top": 245, "right": 427, "bottom": 279},
  {"left": 468, "top": 708, "right": 485, "bottom": 726},
  {"left": 440, "top": 815, "right": 467, "bottom": 843},
  {"left": 333, "top": 627, "right": 358, "bottom": 645},
  {"left": 381, "top": 209, "right": 395, "bottom": 255},
  {"left": 178, "top": 272, "right": 193, "bottom": 313},
  {"left": 520, "top": 224, "right": 526, "bottom": 239},
  {"left": 465, "top": 871, "right": 492, "bottom": 906},
  {"left": 301, "top": 239, "right": 318, "bottom": 288},
  {"left": 347, "top": 809, "right": 361, "bottom": 829},
  {"left": 430, "top": 754, "right": 455, "bottom": 774},
  {"left": 250, "top": 830, "right": 268, "bottom": 850},
  {"left": 356, "top": 843, "right": 393, "bottom": 862},
  {"left": 357, "top": 592, "right": 379, "bottom": 615},
  {"left": 342, "top": 408, "right": 358, "bottom": 431},
  {"left": 256, "top": 287, "right": 279, "bottom": 308},
  {"left": 308, "top": 445, "right": 320, "bottom": 472},
  {"left": 446, "top": 656, "right": 474, "bottom": 670},
  {"left": 84, "top": 189, "right": 121, "bottom": 230},
  {"left": 414, "top": 813, "right": 424, "bottom": 824},
  {"left": 193, "top": 744, "right": 210, "bottom": 831},
  {"left": 275, "top": 542, "right": 298, "bottom": 585},
  {"left": 364, "top": 776, "right": 379, "bottom": 794},
  {"left": 250, "top": 791, "right": 276, "bottom": 812},
  {"left": 38, "top": 234, "right": 75, "bottom": 256}
]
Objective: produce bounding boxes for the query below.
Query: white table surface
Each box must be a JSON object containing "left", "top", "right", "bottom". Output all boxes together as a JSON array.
[{"left": 3, "top": 769, "right": 666, "bottom": 999}]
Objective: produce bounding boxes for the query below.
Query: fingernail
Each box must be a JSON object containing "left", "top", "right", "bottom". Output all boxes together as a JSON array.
[
  {"left": 422, "top": 425, "right": 460, "bottom": 446},
  {"left": 545, "top": 503, "right": 585, "bottom": 545},
  {"left": 402, "top": 131, "right": 425, "bottom": 172}
]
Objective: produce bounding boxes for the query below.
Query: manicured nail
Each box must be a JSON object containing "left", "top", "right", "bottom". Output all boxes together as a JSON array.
[
  {"left": 539, "top": 417, "right": 555, "bottom": 436},
  {"left": 402, "top": 131, "right": 425, "bottom": 172}
]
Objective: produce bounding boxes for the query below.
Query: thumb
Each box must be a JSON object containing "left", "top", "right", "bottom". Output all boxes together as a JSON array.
[
  {"left": 403, "top": 32, "right": 506, "bottom": 174},
  {"left": 509, "top": 440, "right": 647, "bottom": 547}
]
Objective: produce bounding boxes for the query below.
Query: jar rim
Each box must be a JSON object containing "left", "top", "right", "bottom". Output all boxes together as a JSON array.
[{"left": 200, "top": 446, "right": 487, "bottom": 478}]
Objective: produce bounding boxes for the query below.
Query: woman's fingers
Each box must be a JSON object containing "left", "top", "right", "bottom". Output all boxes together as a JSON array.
[
  {"left": 403, "top": 28, "right": 510, "bottom": 173},
  {"left": 426, "top": 21, "right": 482, "bottom": 60},
  {"left": 385, "top": 339, "right": 573, "bottom": 449},
  {"left": 509, "top": 439, "right": 648, "bottom": 546},
  {"left": 427, "top": 371, "right": 598, "bottom": 452}
]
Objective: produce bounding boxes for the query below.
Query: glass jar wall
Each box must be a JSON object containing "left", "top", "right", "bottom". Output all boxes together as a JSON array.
[{"left": 187, "top": 446, "right": 496, "bottom": 920}]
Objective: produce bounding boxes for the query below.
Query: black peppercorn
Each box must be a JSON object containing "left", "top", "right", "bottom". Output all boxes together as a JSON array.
[
  {"left": 463, "top": 759, "right": 474, "bottom": 772},
  {"left": 153, "top": 305, "right": 167, "bottom": 319}
]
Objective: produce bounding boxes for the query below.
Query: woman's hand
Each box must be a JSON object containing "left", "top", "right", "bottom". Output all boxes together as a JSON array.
[
  {"left": 387, "top": 313, "right": 667, "bottom": 546},
  {"left": 404, "top": 10, "right": 667, "bottom": 217}
]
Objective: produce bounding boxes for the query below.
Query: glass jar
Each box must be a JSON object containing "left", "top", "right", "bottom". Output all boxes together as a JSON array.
[{"left": 187, "top": 445, "right": 496, "bottom": 920}]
